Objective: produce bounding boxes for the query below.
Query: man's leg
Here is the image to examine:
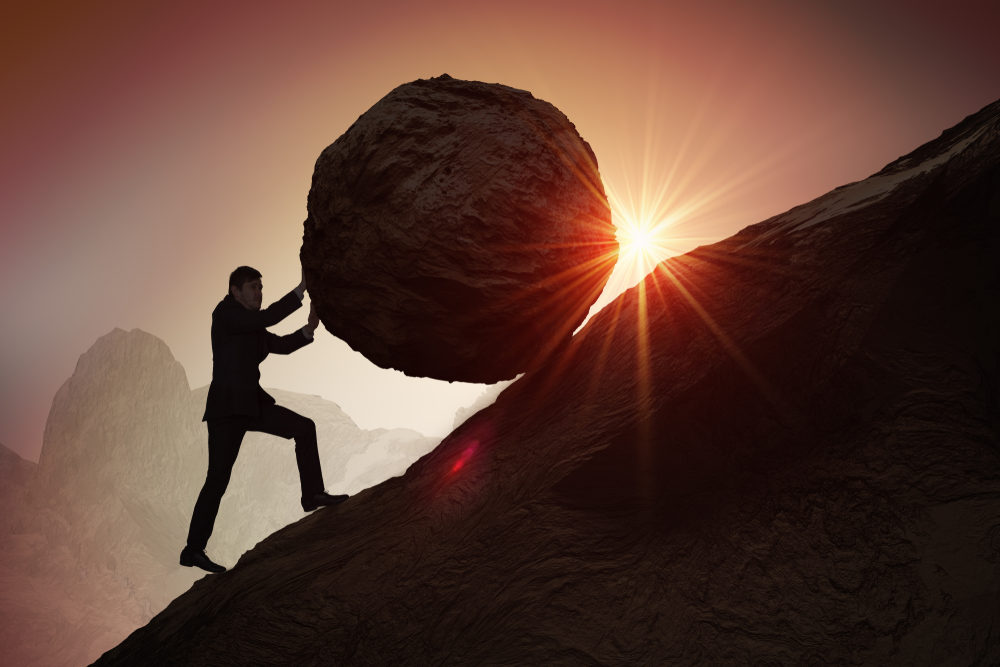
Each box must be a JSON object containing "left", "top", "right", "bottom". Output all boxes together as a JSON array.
[
  {"left": 186, "top": 418, "right": 245, "bottom": 551},
  {"left": 253, "top": 404, "right": 326, "bottom": 498}
]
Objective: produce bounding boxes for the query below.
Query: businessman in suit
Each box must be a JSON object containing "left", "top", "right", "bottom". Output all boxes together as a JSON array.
[{"left": 181, "top": 265, "right": 347, "bottom": 574}]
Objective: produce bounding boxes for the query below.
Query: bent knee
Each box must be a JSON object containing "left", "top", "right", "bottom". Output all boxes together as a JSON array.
[{"left": 295, "top": 416, "right": 316, "bottom": 438}]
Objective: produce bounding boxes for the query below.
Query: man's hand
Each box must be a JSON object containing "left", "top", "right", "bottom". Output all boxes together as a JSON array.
[
  {"left": 306, "top": 302, "right": 319, "bottom": 333},
  {"left": 297, "top": 267, "right": 307, "bottom": 295}
]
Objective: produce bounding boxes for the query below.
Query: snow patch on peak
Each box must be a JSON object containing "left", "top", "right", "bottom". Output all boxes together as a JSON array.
[{"left": 742, "top": 124, "right": 989, "bottom": 249}]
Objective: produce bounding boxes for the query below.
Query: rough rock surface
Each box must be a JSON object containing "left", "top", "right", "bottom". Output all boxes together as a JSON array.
[
  {"left": 0, "top": 329, "right": 436, "bottom": 667},
  {"left": 99, "top": 101, "right": 1000, "bottom": 665},
  {"left": 301, "top": 75, "right": 617, "bottom": 382}
]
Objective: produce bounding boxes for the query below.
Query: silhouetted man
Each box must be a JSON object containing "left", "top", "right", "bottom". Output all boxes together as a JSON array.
[{"left": 180, "top": 266, "right": 347, "bottom": 574}]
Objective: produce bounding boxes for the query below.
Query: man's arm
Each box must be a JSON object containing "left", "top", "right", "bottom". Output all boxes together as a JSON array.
[
  {"left": 216, "top": 290, "right": 302, "bottom": 334},
  {"left": 265, "top": 330, "right": 312, "bottom": 355},
  {"left": 265, "top": 302, "right": 319, "bottom": 355}
]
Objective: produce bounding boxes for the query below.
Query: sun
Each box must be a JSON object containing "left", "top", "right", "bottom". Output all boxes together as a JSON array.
[
  {"left": 615, "top": 213, "right": 675, "bottom": 284},
  {"left": 622, "top": 225, "right": 654, "bottom": 253}
]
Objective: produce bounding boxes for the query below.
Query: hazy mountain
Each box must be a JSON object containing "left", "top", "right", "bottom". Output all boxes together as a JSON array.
[
  {"left": 0, "top": 442, "right": 34, "bottom": 531},
  {"left": 451, "top": 378, "right": 515, "bottom": 430},
  {"left": 0, "top": 442, "right": 33, "bottom": 491},
  {"left": 0, "top": 328, "right": 436, "bottom": 667},
  {"left": 97, "top": 98, "right": 1000, "bottom": 665}
]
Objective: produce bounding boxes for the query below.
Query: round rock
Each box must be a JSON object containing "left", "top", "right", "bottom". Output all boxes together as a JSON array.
[{"left": 301, "top": 75, "right": 617, "bottom": 383}]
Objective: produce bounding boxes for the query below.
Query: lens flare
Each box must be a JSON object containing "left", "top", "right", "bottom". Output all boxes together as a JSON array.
[
  {"left": 615, "top": 213, "right": 675, "bottom": 282},
  {"left": 449, "top": 441, "right": 479, "bottom": 474}
]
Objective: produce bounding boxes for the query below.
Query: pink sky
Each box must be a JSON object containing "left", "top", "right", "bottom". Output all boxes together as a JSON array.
[{"left": 2, "top": 0, "right": 998, "bottom": 461}]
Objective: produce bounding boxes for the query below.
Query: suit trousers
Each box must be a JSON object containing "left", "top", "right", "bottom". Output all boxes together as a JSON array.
[{"left": 186, "top": 403, "right": 325, "bottom": 551}]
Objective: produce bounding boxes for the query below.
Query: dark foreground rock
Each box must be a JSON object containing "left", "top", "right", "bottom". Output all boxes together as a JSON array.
[
  {"left": 301, "top": 75, "right": 617, "bottom": 383},
  {"left": 99, "top": 100, "right": 1000, "bottom": 665}
]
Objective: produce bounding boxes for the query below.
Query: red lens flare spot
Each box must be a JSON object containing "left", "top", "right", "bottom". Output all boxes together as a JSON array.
[{"left": 449, "top": 441, "right": 479, "bottom": 475}]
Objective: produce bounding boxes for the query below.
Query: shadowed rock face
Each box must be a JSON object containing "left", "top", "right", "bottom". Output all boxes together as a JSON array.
[
  {"left": 301, "top": 75, "right": 617, "bottom": 383},
  {"left": 99, "top": 100, "right": 1000, "bottom": 665}
]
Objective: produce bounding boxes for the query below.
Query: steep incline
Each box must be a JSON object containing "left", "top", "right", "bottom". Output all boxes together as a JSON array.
[{"left": 98, "top": 100, "right": 1000, "bottom": 665}]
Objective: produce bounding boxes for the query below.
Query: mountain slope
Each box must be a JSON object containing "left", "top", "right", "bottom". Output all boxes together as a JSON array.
[{"left": 97, "top": 100, "right": 1000, "bottom": 665}]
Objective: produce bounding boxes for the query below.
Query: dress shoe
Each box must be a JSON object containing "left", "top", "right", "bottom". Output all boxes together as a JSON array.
[
  {"left": 302, "top": 491, "right": 349, "bottom": 512},
  {"left": 180, "top": 546, "right": 227, "bottom": 573}
]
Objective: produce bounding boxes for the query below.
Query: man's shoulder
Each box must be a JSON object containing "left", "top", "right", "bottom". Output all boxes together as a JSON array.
[{"left": 212, "top": 294, "right": 237, "bottom": 316}]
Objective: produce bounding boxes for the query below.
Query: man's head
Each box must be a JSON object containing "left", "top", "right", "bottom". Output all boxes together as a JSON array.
[{"left": 229, "top": 266, "right": 263, "bottom": 310}]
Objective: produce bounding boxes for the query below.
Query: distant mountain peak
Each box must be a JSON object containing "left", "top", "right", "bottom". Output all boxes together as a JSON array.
[
  {"left": 876, "top": 97, "right": 1000, "bottom": 177},
  {"left": 38, "top": 328, "right": 193, "bottom": 478},
  {"left": 737, "top": 97, "right": 1000, "bottom": 250},
  {"left": 73, "top": 327, "right": 188, "bottom": 381}
]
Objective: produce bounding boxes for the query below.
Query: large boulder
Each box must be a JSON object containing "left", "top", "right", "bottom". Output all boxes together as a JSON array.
[{"left": 301, "top": 75, "right": 618, "bottom": 382}]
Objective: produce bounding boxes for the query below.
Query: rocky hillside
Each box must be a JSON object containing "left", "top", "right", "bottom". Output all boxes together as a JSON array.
[
  {"left": 0, "top": 330, "right": 436, "bottom": 667},
  {"left": 97, "top": 99, "right": 1000, "bottom": 665}
]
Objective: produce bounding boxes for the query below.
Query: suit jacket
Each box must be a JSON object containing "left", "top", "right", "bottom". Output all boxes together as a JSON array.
[{"left": 203, "top": 290, "right": 311, "bottom": 421}]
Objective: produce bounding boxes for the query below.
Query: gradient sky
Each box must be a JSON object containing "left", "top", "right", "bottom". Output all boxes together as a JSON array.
[{"left": 2, "top": 0, "right": 998, "bottom": 461}]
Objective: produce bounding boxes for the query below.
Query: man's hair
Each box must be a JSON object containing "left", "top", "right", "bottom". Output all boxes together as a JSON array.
[{"left": 229, "top": 266, "right": 262, "bottom": 290}]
